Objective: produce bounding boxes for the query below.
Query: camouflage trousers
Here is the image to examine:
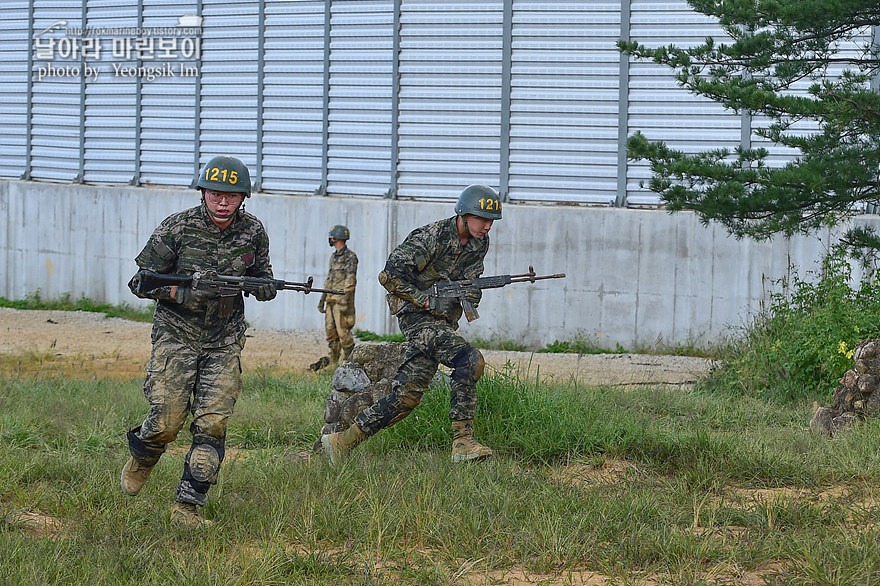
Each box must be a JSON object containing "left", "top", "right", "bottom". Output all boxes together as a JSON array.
[
  {"left": 324, "top": 302, "right": 355, "bottom": 361},
  {"left": 354, "top": 311, "right": 485, "bottom": 436},
  {"left": 127, "top": 328, "right": 244, "bottom": 506}
]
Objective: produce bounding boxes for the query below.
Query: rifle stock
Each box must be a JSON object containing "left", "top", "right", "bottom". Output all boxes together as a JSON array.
[{"left": 132, "top": 270, "right": 193, "bottom": 295}]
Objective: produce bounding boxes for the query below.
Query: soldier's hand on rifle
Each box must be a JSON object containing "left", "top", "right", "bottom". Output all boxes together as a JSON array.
[
  {"left": 254, "top": 281, "right": 277, "bottom": 301},
  {"left": 318, "top": 297, "right": 326, "bottom": 313},
  {"left": 174, "top": 286, "right": 212, "bottom": 310},
  {"left": 463, "top": 286, "right": 482, "bottom": 306},
  {"left": 424, "top": 287, "right": 456, "bottom": 316}
]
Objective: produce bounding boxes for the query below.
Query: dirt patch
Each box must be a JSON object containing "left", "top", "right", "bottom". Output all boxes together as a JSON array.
[
  {"left": 5, "top": 510, "right": 70, "bottom": 540},
  {"left": 0, "top": 308, "right": 713, "bottom": 385}
]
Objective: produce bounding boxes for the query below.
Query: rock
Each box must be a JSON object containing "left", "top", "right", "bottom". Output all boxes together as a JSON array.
[
  {"left": 857, "top": 373, "right": 879, "bottom": 395},
  {"left": 841, "top": 369, "right": 858, "bottom": 387},
  {"left": 338, "top": 392, "right": 374, "bottom": 424},
  {"left": 810, "top": 407, "right": 837, "bottom": 436},
  {"left": 314, "top": 342, "right": 410, "bottom": 446},
  {"left": 332, "top": 364, "right": 372, "bottom": 393},
  {"left": 832, "top": 412, "right": 860, "bottom": 432},
  {"left": 865, "top": 389, "right": 880, "bottom": 418},
  {"left": 323, "top": 389, "right": 344, "bottom": 423}
]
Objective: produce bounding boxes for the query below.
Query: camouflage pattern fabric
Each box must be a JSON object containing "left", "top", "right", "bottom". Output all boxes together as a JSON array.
[
  {"left": 126, "top": 200, "right": 270, "bottom": 505},
  {"left": 379, "top": 216, "right": 487, "bottom": 325},
  {"left": 137, "top": 330, "right": 244, "bottom": 446},
  {"left": 354, "top": 311, "right": 479, "bottom": 435},
  {"left": 319, "top": 245, "right": 358, "bottom": 359},
  {"left": 353, "top": 215, "right": 489, "bottom": 435},
  {"left": 129, "top": 202, "right": 273, "bottom": 349}
]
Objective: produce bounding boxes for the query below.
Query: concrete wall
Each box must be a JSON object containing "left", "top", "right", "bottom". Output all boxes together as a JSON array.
[{"left": 0, "top": 180, "right": 859, "bottom": 350}]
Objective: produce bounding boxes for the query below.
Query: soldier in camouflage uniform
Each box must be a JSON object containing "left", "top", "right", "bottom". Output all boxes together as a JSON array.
[
  {"left": 311, "top": 225, "right": 358, "bottom": 370},
  {"left": 120, "top": 155, "right": 277, "bottom": 528},
  {"left": 321, "top": 185, "right": 502, "bottom": 464}
]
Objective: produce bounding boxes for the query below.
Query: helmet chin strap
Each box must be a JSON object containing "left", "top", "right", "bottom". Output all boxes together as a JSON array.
[
  {"left": 457, "top": 214, "right": 471, "bottom": 243},
  {"left": 202, "top": 194, "right": 243, "bottom": 221}
]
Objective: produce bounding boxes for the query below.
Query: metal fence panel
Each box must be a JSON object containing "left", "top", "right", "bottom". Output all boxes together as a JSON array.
[
  {"left": 326, "top": 0, "right": 393, "bottom": 197},
  {"left": 0, "top": 0, "right": 867, "bottom": 211},
  {"left": 508, "top": 1, "right": 621, "bottom": 205},
  {"left": 81, "top": 1, "right": 138, "bottom": 184},
  {"left": 0, "top": 2, "right": 30, "bottom": 179},
  {"left": 625, "top": 0, "right": 736, "bottom": 206},
  {"left": 396, "top": 1, "right": 504, "bottom": 201},
  {"left": 261, "top": 0, "right": 325, "bottom": 193},
  {"left": 199, "top": 0, "right": 259, "bottom": 179},
  {"left": 137, "top": 0, "right": 199, "bottom": 187},
  {"left": 28, "top": 0, "right": 84, "bottom": 182}
]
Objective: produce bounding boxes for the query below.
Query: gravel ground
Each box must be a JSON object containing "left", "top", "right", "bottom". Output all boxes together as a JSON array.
[{"left": 0, "top": 307, "right": 714, "bottom": 386}]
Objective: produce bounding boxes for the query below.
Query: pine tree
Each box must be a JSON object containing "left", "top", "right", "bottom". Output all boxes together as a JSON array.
[{"left": 620, "top": 1, "right": 880, "bottom": 250}]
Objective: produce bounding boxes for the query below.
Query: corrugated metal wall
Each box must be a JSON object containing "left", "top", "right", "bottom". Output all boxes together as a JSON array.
[{"left": 1, "top": 0, "right": 868, "bottom": 205}]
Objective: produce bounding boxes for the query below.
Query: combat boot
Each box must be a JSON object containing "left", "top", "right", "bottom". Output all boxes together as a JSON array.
[
  {"left": 120, "top": 456, "right": 155, "bottom": 496},
  {"left": 320, "top": 422, "right": 367, "bottom": 465},
  {"left": 451, "top": 420, "right": 492, "bottom": 463},
  {"left": 171, "top": 501, "right": 214, "bottom": 529}
]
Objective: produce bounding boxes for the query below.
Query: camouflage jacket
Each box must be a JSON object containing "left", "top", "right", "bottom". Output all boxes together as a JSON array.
[
  {"left": 129, "top": 202, "right": 273, "bottom": 349},
  {"left": 380, "top": 216, "right": 488, "bottom": 325},
  {"left": 320, "top": 245, "right": 357, "bottom": 307}
]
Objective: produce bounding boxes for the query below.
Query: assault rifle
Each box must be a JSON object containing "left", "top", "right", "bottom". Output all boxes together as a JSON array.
[
  {"left": 132, "top": 269, "right": 344, "bottom": 298},
  {"left": 430, "top": 266, "right": 566, "bottom": 322}
]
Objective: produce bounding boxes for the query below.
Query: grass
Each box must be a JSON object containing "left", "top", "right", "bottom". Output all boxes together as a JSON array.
[
  {"left": 3, "top": 368, "right": 880, "bottom": 584},
  {"left": 0, "top": 293, "right": 154, "bottom": 323}
]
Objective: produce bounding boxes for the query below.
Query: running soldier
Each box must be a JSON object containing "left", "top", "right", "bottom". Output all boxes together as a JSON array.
[
  {"left": 120, "top": 155, "right": 276, "bottom": 528},
  {"left": 321, "top": 185, "right": 501, "bottom": 463}
]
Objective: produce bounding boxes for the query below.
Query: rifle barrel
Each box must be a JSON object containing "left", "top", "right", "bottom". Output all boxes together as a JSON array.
[{"left": 509, "top": 273, "right": 566, "bottom": 283}]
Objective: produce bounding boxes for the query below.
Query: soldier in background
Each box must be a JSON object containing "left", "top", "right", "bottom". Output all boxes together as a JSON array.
[
  {"left": 311, "top": 225, "right": 358, "bottom": 371},
  {"left": 120, "top": 155, "right": 277, "bottom": 528},
  {"left": 320, "top": 185, "right": 501, "bottom": 464}
]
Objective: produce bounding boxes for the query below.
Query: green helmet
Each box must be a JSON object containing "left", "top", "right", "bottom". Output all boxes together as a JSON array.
[
  {"left": 455, "top": 184, "right": 502, "bottom": 220},
  {"left": 197, "top": 155, "right": 251, "bottom": 197},
  {"left": 329, "top": 225, "right": 350, "bottom": 241}
]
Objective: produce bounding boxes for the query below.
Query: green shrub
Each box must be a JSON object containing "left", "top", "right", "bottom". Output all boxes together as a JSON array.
[
  {"left": 538, "top": 336, "right": 625, "bottom": 355},
  {"left": 354, "top": 329, "right": 405, "bottom": 343},
  {"left": 701, "top": 249, "right": 880, "bottom": 402}
]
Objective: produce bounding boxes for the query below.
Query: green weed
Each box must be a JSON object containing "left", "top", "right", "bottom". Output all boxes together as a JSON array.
[
  {"left": 0, "top": 292, "right": 154, "bottom": 323},
  {"left": 354, "top": 329, "right": 406, "bottom": 343},
  {"left": 700, "top": 248, "right": 880, "bottom": 402}
]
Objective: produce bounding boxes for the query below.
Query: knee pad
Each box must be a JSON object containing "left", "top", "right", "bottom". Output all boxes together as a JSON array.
[
  {"left": 182, "top": 435, "right": 225, "bottom": 492},
  {"left": 450, "top": 347, "right": 485, "bottom": 384},
  {"left": 189, "top": 444, "right": 221, "bottom": 483}
]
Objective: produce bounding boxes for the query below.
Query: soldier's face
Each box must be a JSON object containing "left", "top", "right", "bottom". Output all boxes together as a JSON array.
[
  {"left": 465, "top": 215, "right": 494, "bottom": 239},
  {"left": 203, "top": 190, "right": 244, "bottom": 227}
]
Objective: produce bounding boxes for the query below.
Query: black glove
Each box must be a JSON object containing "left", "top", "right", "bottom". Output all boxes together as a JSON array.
[
  {"left": 175, "top": 286, "right": 212, "bottom": 310},
  {"left": 254, "top": 281, "right": 277, "bottom": 301},
  {"left": 463, "top": 286, "right": 482, "bottom": 305}
]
